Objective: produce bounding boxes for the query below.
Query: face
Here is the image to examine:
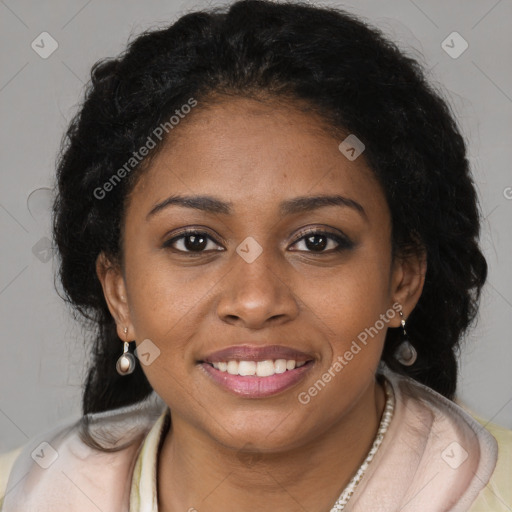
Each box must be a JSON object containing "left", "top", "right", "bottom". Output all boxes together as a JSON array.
[{"left": 98, "top": 97, "right": 425, "bottom": 453}]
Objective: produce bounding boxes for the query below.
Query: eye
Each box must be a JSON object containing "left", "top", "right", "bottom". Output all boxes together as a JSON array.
[
  {"left": 163, "top": 229, "right": 223, "bottom": 253},
  {"left": 163, "top": 227, "right": 353, "bottom": 254},
  {"left": 289, "top": 229, "right": 353, "bottom": 253}
]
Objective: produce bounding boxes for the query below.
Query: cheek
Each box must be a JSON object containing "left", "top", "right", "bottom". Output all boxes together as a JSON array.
[
  {"left": 125, "top": 243, "right": 206, "bottom": 327},
  {"left": 123, "top": 253, "right": 200, "bottom": 358},
  {"left": 298, "top": 242, "right": 392, "bottom": 362},
  {"left": 123, "top": 257, "right": 207, "bottom": 407},
  {"left": 293, "top": 258, "right": 391, "bottom": 423}
]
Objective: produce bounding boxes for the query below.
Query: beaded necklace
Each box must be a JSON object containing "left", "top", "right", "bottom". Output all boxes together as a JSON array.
[{"left": 330, "top": 377, "right": 395, "bottom": 511}]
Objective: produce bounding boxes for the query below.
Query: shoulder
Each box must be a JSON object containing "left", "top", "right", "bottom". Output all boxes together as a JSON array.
[
  {"left": 465, "top": 412, "right": 512, "bottom": 511},
  {"left": 1, "top": 394, "right": 167, "bottom": 512},
  {"left": 0, "top": 445, "right": 26, "bottom": 509},
  {"left": 380, "top": 368, "right": 504, "bottom": 510},
  {"left": 477, "top": 416, "right": 512, "bottom": 452},
  {"left": 452, "top": 396, "right": 512, "bottom": 512}
]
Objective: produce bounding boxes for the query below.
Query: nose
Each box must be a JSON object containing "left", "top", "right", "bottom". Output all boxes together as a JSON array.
[{"left": 216, "top": 249, "right": 300, "bottom": 329}]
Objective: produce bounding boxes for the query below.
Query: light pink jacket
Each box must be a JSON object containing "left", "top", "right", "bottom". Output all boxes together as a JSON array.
[{"left": 0, "top": 368, "right": 504, "bottom": 511}]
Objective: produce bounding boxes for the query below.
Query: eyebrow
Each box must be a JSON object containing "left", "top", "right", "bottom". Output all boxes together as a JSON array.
[{"left": 146, "top": 194, "right": 367, "bottom": 220}]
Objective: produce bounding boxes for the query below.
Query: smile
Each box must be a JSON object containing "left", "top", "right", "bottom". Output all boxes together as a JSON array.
[
  {"left": 199, "top": 359, "right": 314, "bottom": 397},
  {"left": 209, "top": 359, "right": 306, "bottom": 376}
]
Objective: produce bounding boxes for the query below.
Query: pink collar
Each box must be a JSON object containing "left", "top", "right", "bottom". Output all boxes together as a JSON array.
[{"left": 346, "top": 367, "right": 497, "bottom": 511}]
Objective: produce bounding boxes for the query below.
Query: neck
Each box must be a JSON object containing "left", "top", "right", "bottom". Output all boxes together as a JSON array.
[{"left": 157, "top": 378, "right": 386, "bottom": 512}]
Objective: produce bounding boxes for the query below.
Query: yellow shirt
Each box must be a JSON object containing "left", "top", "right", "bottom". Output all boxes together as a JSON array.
[{"left": 458, "top": 411, "right": 512, "bottom": 511}]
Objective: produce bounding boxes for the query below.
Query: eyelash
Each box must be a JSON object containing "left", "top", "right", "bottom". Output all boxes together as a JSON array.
[{"left": 163, "top": 228, "right": 353, "bottom": 255}]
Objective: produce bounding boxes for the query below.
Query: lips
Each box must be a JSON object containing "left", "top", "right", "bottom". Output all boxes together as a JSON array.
[
  {"left": 197, "top": 344, "right": 315, "bottom": 398},
  {"left": 200, "top": 344, "right": 314, "bottom": 363}
]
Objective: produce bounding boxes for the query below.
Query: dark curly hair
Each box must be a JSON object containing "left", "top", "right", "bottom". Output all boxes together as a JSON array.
[{"left": 53, "top": 0, "right": 487, "bottom": 430}]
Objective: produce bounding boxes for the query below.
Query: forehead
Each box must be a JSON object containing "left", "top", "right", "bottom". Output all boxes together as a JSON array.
[{"left": 128, "top": 97, "right": 387, "bottom": 220}]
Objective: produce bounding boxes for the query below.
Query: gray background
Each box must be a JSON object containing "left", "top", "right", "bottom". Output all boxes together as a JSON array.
[{"left": 1, "top": 0, "right": 511, "bottom": 453}]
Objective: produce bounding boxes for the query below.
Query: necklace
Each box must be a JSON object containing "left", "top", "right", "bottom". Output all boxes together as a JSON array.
[{"left": 329, "top": 376, "right": 395, "bottom": 511}]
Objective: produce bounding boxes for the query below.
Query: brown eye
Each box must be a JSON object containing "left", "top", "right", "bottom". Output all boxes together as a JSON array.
[
  {"left": 163, "top": 230, "right": 223, "bottom": 253},
  {"left": 290, "top": 229, "right": 354, "bottom": 253},
  {"left": 304, "top": 233, "right": 328, "bottom": 251}
]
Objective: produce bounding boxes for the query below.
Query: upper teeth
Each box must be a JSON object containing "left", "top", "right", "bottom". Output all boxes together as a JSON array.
[{"left": 210, "top": 359, "right": 306, "bottom": 376}]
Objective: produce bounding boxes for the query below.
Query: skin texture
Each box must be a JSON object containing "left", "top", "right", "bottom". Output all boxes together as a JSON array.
[{"left": 97, "top": 97, "right": 426, "bottom": 512}]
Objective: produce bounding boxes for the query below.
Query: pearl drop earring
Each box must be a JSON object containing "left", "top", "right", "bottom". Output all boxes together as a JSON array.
[
  {"left": 116, "top": 327, "right": 136, "bottom": 375},
  {"left": 394, "top": 310, "right": 417, "bottom": 366}
]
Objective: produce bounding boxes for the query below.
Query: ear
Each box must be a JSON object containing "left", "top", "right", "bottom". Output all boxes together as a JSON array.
[
  {"left": 388, "top": 247, "right": 427, "bottom": 328},
  {"left": 95, "top": 251, "right": 135, "bottom": 341}
]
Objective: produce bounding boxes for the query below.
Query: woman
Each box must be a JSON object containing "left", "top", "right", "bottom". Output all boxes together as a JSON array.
[{"left": 1, "top": 0, "right": 510, "bottom": 510}]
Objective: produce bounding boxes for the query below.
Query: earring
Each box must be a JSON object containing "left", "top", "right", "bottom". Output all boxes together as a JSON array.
[
  {"left": 394, "top": 310, "right": 417, "bottom": 366},
  {"left": 116, "top": 327, "right": 136, "bottom": 376}
]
